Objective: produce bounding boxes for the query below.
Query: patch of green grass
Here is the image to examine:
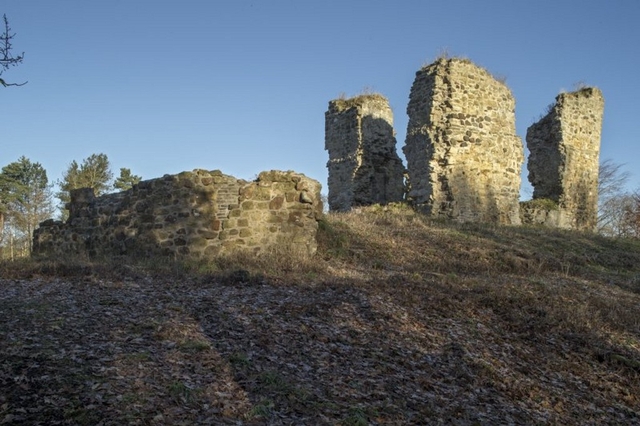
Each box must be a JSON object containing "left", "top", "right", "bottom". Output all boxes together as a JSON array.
[
  {"left": 520, "top": 198, "right": 559, "bottom": 211},
  {"left": 317, "top": 218, "right": 350, "bottom": 258},
  {"left": 254, "top": 370, "right": 317, "bottom": 410},
  {"left": 119, "top": 392, "right": 142, "bottom": 404},
  {"left": 178, "top": 340, "right": 210, "bottom": 352},
  {"left": 98, "top": 297, "right": 119, "bottom": 306},
  {"left": 64, "top": 406, "right": 101, "bottom": 426},
  {"left": 125, "top": 351, "right": 151, "bottom": 362},
  {"left": 247, "top": 399, "right": 274, "bottom": 419},
  {"left": 342, "top": 407, "right": 369, "bottom": 426},
  {"left": 258, "top": 371, "right": 289, "bottom": 392},
  {"left": 167, "top": 380, "right": 197, "bottom": 403},
  {"left": 228, "top": 352, "right": 251, "bottom": 367}
]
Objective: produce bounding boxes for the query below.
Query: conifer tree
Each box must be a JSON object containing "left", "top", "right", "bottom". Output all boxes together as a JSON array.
[
  {"left": 0, "top": 157, "right": 53, "bottom": 253},
  {"left": 114, "top": 167, "right": 142, "bottom": 191},
  {"left": 56, "top": 153, "right": 114, "bottom": 217}
]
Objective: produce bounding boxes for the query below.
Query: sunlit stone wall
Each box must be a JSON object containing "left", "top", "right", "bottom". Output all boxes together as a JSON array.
[
  {"left": 525, "top": 87, "right": 604, "bottom": 230},
  {"left": 33, "top": 170, "right": 323, "bottom": 259},
  {"left": 403, "top": 58, "right": 524, "bottom": 224}
]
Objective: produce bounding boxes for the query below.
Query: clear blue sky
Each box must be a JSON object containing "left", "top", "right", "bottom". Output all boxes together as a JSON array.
[{"left": 3, "top": 0, "right": 639, "bottom": 199}]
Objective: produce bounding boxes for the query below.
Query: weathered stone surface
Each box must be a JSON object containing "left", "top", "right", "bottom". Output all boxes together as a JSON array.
[
  {"left": 403, "top": 58, "right": 524, "bottom": 224},
  {"left": 525, "top": 87, "right": 604, "bottom": 231},
  {"left": 33, "top": 170, "right": 323, "bottom": 259},
  {"left": 519, "top": 199, "right": 561, "bottom": 227},
  {"left": 325, "top": 94, "right": 406, "bottom": 212}
]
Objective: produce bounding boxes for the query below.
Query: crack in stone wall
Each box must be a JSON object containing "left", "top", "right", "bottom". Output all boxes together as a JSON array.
[
  {"left": 33, "top": 170, "right": 323, "bottom": 259},
  {"left": 325, "top": 94, "right": 405, "bottom": 211},
  {"left": 525, "top": 88, "right": 604, "bottom": 231}
]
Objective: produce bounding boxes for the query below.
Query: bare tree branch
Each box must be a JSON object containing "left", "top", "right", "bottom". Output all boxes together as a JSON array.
[
  {"left": 0, "top": 77, "right": 27, "bottom": 87},
  {"left": 0, "top": 14, "right": 27, "bottom": 87}
]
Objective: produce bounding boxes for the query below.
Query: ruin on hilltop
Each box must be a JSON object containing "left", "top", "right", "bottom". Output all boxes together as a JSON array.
[{"left": 325, "top": 57, "right": 604, "bottom": 231}]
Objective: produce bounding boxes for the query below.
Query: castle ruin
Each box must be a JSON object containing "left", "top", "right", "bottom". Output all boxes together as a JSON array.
[
  {"left": 525, "top": 87, "right": 605, "bottom": 231},
  {"left": 324, "top": 94, "right": 405, "bottom": 211},
  {"left": 33, "top": 170, "right": 323, "bottom": 259},
  {"left": 33, "top": 58, "right": 606, "bottom": 262},
  {"left": 324, "top": 58, "right": 604, "bottom": 232},
  {"left": 403, "top": 58, "right": 524, "bottom": 224}
]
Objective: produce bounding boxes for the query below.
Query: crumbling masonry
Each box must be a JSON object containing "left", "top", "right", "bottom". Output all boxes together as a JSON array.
[
  {"left": 33, "top": 170, "right": 323, "bottom": 259},
  {"left": 324, "top": 58, "right": 603, "bottom": 231},
  {"left": 324, "top": 94, "right": 405, "bottom": 212},
  {"left": 33, "top": 59, "right": 605, "bottom": 262},
  {"left": 403, "top": 58, "right": 524, "bottom": 224},
  {"left": 525, "top": 88, "right": 605, "bottom": 231}
]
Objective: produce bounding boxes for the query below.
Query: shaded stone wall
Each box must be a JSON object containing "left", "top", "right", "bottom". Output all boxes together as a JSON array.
[
  {"left": 325, "top": 94, "right": 405, "bottom": 211},
  {"left": 526, "top": 87, "right": 604, "bottom": 231},
  {"left": 403, "top": 58, "right": 524, "bottom": 224},
  {"left": 33, "top": 170, "right": 323, "bottom": 259},
  {"left": 519, "top": 199, "right": 561, "bottom": 227}
]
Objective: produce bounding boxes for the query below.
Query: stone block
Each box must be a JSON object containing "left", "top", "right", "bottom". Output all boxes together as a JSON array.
[{"left": 269, "top": 195, "right": 285, "bottom": 210}]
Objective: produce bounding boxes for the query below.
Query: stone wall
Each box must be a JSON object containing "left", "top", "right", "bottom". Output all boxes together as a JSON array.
[
  {"left": 32, "top": 170, "right": 323, "bottom": 259},
  {"left": 403, "top": 58, "right": 524, "bottom": 224},
  {"left": 526, "top": 87, "right": 604, "bottom": 231},
  {"left": 519, "top": 199, "right": 561, "bottom": 227},
  {"left": 325, "top": 94, "right": 405, "bottom": 211}
]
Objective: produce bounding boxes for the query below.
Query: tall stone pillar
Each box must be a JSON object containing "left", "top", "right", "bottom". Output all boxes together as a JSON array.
[
  {"left": 324, "top": 94, "right": 405, "bottom": 212},
  {"left": 403, "top": 58, "right": 524, "bottom": 224},
  {"left": 526, "top": 87, "right": 604, "bottom": 231}
]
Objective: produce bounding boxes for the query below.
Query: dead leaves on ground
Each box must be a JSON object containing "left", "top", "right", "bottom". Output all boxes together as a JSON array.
[{"left": 1, "top": 273, "right": 640, "bottom": 425}]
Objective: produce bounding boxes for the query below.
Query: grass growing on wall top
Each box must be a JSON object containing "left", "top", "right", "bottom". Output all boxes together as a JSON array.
[
  {"left": 331, "top": 91, "right": 388, "bottom": 112},
  {"left": 520, "top": 197, "right": 559, "bottom": 211}
]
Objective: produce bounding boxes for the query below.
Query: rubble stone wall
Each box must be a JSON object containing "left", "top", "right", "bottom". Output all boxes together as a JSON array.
[
  {"left": 325, "top": 94, "right": 405, "bottom": 211},
  {"left": 526, "top": 87, "right": 604, "bottom": 231},
  {"left": 519, "top": 199, "right": 561, "bottom": 228},
  {"left": 32, "top": 170, "right": 323, "bottom": 259},
  {"left": 403, "top": 58, "right": 524, "bottom": 224}
]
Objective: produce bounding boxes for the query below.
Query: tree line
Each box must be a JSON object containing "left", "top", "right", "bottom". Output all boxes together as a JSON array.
[
  {"left": 2, "top": 153, "right": 639, "bottom": 259},
  {"left": 0, "top": 154, "right": 140, "bottom": 259}
]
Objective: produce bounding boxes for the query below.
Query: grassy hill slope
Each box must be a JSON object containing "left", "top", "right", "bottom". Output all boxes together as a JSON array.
[{"left": 1, "top": 204, "right": 640, "bottom": 425}]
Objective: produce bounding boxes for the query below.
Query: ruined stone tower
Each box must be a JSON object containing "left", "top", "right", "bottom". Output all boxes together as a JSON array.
[
  {"left": 325, "top": 94, "right": 405, "bottom": 211},
  {"left": 403, "top": 58, "right": 524, "bottom": 224},
  {"left": 526, "top": 87, "right": 604, "bottom": 231}
]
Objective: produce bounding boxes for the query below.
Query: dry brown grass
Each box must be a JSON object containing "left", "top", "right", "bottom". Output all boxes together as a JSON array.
[
  {"left": 331, "top": 91, "right": 388, "bottom": 112},
  {"left": 2, "top": 205, "right": 640, "bottom": 424}
]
